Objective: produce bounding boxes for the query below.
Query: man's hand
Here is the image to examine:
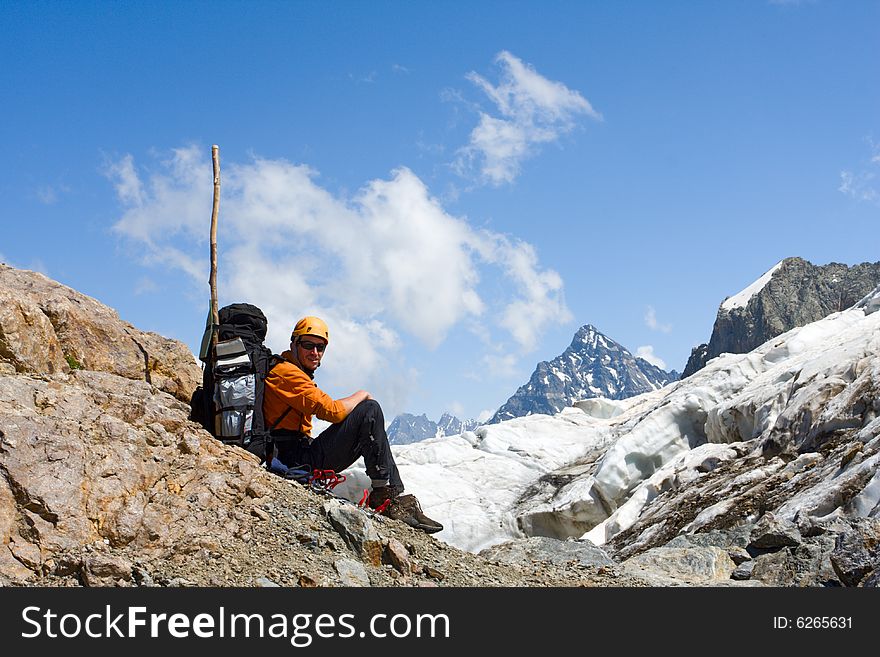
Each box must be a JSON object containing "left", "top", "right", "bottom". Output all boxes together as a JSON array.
[{"left": 339, "top": 389, "right": 372, "bottom": 414}]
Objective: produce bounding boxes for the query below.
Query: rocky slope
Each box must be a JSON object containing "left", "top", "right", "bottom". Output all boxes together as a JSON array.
[
  {"left": 682, "top": 257, "right": 880, "bottom": 377},
  {"left": 0, "top": 369, "right": 649, "bottom": 588},
  {"left": 490, "top": 325, "right": 678, "bottom": 423},
  {"left": 0, "top": 265, "right": 645, "bottom": 588}
]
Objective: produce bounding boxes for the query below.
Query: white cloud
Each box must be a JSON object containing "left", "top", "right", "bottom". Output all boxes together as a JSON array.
[
  {"left": 36, "top": 186, "right": 58, "bottom": 204},
  {"left": 107, "top": 147, "right": 570, "bottom": 411},
  {"left": 350, "top": 71, "right": 378, "bottom": 84},
  {"left": 839, "top": 171, "right": 878, "bottom": 203},
  {"left": 644, "top": 305, "right": 672, "bottom": 333},
  {"left": 35, "top": 183, "right": 72, "bottom": 205},
  {"left": 455, "top": 51, "right": 602, "bottom": 186},
  {"left": 636, "top": 345, "right": 667, "bottom": 370},
  {"left": 480, "top": 352, "right": 521, "bottom": 379},
  {"left": 105, "top": 154, "right": 146, "bottom": 207},
  {"left": 448, "top": 401, "right": 465, "bottom": 417},
  {"left": 839, "top": 139, "right": 880, "bottom": 205},
  {"left": 134, "top": 277, "right": 159, "bottom": 295}
]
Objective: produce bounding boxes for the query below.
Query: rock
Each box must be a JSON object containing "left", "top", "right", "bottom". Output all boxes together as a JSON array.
[
  {"left": 82, "top": 553, "right": 133, "bottom": 587},
  {"left": 750, "top": 535, "right": 839, "bottom": 587},
  {"left": 726, "top": 547, "right": 751, "bottom": 565},
  {"left": 132, "top": 565, "right": 156, "bottom": 587},
  {"left": 251, "top": 507, "right": 271, "bottom": 522},
  {"left": 8, "top": 539, "right": 42, "bottom": 570},
  {"left": 167, "top": 577, "right": 195, "bottom": 587},
  {"left": 384, "top": 537, "right": 413, "bottom": 575},
  {"left": 0, "top": 264, "right": 200, "bottom": 402},
  {"left": 666, "top": 526, "right": 753, "bottom": 555},
  {"left": 246, "top": 482, "right": 271, "bottom": 499},
  {"left": 731, "top": 561, "right": 754, "bottom": 580},
  {"left": 0, "top": 290, "right": 66, "bottom": 374},
  {"left": 830, "top": 518, "right": 880, "bottom": 586},
  {"left": 423, "top": 565, "right": 445, "bottom": 581},
  {"left": 840, "top": 442, "right": 864, "bottom": 469},
  {"left": 255, "top": 577, "right": 280, "bottom": 587},
  {"left": 298, "top": 574, "right": 319, "bottom": 588},
  {"left": 0, "top": 547, "right": 35, "bottom": 582},
  {"left": 0, "top": 368, "right": 271, "bottom": 575},
  {"left": 479, "top": 536, "right": 614, "bottom": 569},
  {"left": 862, "top": 570, "right": 880, "bottom": 587},
  {"left": 795, "top": 512, "right": 851, "bottom": 538},
  {"left": 749, "top": 512, "right": 802, "bottom": 549},
  {"left": 324, "top": 500, "right": 382, "bottom": 566},
  {"left": 682, "top": 257, "right": 880, "bottom": 377},
  {"left": 334, "top": 559, "right": 371, "bottom": 586},
  {"left": 622, "top": 546, "right": 736, "bottom": 585}
]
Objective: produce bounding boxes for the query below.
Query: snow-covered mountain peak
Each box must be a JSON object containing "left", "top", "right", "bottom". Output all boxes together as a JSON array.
[
  {"left": 721, "top": 260, "right": 784, "bottom": 311},
  {"left": 489, "top": 324, "right": 678, "bottom": 424}
]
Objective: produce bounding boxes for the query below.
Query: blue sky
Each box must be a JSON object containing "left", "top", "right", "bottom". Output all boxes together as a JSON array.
[{"left": 2, "top": 1, "right": 878, "bottom": 423}]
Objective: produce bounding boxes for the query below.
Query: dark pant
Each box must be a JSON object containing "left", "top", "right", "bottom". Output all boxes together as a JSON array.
[{"left": 274, "top": 399, "right": 403, "bottom": 490}]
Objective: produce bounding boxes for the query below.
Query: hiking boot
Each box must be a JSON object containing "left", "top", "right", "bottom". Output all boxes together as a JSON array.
[
  {"left": 368, "top": 485, "right": 402, "bottom": 510},
  {"left": 381, "top": 494, "right": 444, "bottom": 534}
]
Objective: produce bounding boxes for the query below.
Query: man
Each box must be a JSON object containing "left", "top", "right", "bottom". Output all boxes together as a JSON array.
[{"left": 263, "top": 316, "right": 443, "bottom": 534}]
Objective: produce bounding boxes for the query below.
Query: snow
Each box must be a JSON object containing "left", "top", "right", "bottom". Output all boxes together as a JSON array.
[
  {"left": 573, "top": 397, "right": 627, "bottom": 419},
  {"left": 553, "top": 370, "right": 569, "bottom": 383},
  {"left": 720, "top": 260, "right": 783, "bottom": 311},
  {"left": 333, "top": 285, "right": 880, "bottom": 553},
  {"left": 334, "top": 407, "right": 611, "bottom": 552}
]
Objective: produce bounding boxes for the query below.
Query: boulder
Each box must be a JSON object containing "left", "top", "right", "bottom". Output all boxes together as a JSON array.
[
  {"left": 621, "top": 546, "right": 737, "bottom": 586},
  {"left": 749, "top": 512, "right": 802, "bottom": 550},
  {"left": 0, "top": 264, "right": 200, "bottom": 402},
  {"left": 830, "top": 518, "right": 880, "bottom": 586},
  {"left": 0, "top": 369, "right": 266, "bottom": 581}
]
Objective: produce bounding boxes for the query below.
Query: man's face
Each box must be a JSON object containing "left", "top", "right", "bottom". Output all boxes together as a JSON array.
[{"left": 295, "top": 336, "right": 327, "bottom": 370}]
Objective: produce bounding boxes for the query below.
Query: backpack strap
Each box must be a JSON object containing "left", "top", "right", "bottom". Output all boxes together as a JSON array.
[{"left": 261, "top": 355, "right": 304, "bottom": 471}]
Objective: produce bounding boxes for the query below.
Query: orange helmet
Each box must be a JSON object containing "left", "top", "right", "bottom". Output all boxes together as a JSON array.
[{"left": 291, "top": 316, "right": 329, "bottom": 343}]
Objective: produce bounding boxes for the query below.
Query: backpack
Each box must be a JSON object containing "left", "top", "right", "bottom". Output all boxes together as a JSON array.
[{"left": 190, "top": 303, "right": 282, "bottom": 463}]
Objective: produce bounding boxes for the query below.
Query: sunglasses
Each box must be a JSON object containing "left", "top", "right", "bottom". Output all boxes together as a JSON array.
[{"left": 299, "top": 340, "right": 327, "bottom": 353}]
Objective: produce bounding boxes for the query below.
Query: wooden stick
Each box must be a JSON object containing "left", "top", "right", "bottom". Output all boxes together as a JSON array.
[{"left": 209, "top": 145, "right": 221, "bottom": 350}]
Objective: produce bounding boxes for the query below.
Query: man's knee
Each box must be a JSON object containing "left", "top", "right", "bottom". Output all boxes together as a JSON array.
[{"left": 354, "top": 398, "right": 383, "bottom": 420}]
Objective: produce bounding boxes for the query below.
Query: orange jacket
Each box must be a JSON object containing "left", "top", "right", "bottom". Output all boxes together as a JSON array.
[{"left": 263, "top": 350, "right": 348, "bottom": 437}]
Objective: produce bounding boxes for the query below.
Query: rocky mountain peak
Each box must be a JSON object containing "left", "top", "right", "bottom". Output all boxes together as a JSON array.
[
  {"left": 682, "top": 257, "right": 880, "bottom": 377},
  {"left": 489, "top": 324, "right": 678, "bottom": 424},
  {"left": 387, "top": 411, "right": 479, "bottom": 445}
]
